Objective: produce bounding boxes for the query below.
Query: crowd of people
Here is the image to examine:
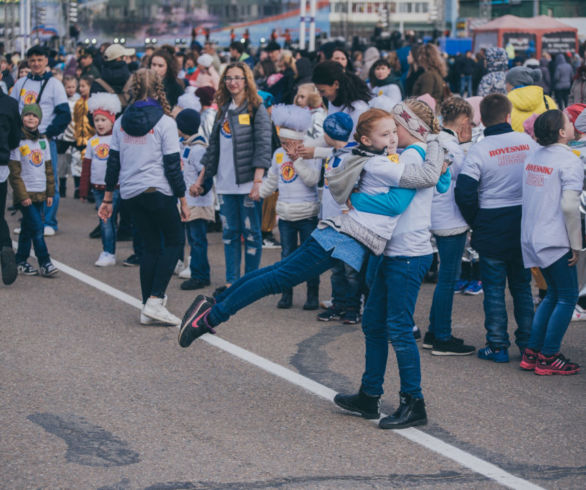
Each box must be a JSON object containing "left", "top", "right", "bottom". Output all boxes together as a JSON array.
[{"left": 1, "top": 33, "right": 585, "bottom": 431}]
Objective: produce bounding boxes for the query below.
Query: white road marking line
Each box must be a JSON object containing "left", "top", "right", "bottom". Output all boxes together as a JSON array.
[{"left": 47, "top": 256, "right": 543, "bottom": 490}]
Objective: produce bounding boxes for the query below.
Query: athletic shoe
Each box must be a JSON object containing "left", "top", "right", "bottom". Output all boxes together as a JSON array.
[
  {"left": 43, "top": 226, "right": 56, "bottom": 237},
  {"left": 534, "top": 353, "right": 580, "bottom": 376},
  {"left": 17, "top": 261, "right": 38, "bottom": 276},
  {"left": 342, "top": 311, "right": 360, "bottom": 325},
  {"left": 412, "top": 325, "right": 421, "bottom": 341},
  {"left": 94, "top": 251, "right": 116, "bottom": 267},
  {"left": 140, "top": 295, "right": 167, "bottom": 325},
  {"left": 1, "top": 246, "right": 18, "bottom": 285},
  {"left": 464, "top": 280, "right": 483, "bottom": 296},
  {"left": 320, "top": 298, "right": 333, "bottom": 309},
  {"left": 454, "top": 279, "right": 469, "bottom": 294},
  {"left": 178, "top": 258, "right": 191, "bottom": 279},
  {"left": 142, "top": 297, "right": 180, "bottom": 326},
  {"left": 317, "top": 307, "right": 345, "bottom": 322},
  {"left": 520, "top": 347, "right": 539, "bottom": 371},
  {"left": 39, "top": 262, "right": 59, "bottom": 277},
  {"left": 180, "top": 278, "right": 211, "bottom": 290},
  {"left": 123, "top": 254, "right": 140, "bottom": 267},
  {"left": 89, "top": 224, "right": 101, "bottom": 239},
  {"left": 571, "top": 304, "right": 586, "bottom": 322},
  {"left": 178, "top": 295, "right": 215, "bottom": 347},
  {"left": 422, "top": 331, "right": 435, "bottom": 349},
  {"left": 431, "top": 336, "right": 475, "bottom": 356},
  {"left": 333, "top": 388, "right": 380, "bottom": 419},
  {"left": 477, "top": 345, "right": 509, "bottom": 363},
  {"left": 262, "top": 237, "right": 281, "bottom": 249},
  {"left": 212, "top": 285, "right": 228, "bottom": 298},
  {"left": 173, "top": 259, "right": 185, "bottom": 276}
]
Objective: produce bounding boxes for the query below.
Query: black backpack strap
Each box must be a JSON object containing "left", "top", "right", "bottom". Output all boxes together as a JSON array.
[{"left": 543, "top": 95, "right": 550, "bottom": 110}]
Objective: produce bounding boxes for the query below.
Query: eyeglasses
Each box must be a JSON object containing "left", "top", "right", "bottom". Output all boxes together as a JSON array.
[{"left": 225, "top": 76, "right": 246, "bottom": 83}]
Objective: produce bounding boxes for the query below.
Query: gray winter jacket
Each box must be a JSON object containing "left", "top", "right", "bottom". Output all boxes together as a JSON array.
[
  {"left": 201, "top": 101, "right": 272, "bottom": 185},
  {"left": 553, "top": 54, "right": 574, "bottom": 91}
]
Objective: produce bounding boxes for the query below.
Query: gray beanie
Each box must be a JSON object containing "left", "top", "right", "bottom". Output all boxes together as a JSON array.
[{"left": 505, "top": 66, "right": 542, "bottom": 88}]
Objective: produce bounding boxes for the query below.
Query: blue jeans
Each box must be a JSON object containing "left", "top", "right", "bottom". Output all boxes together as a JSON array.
[
  {"left": 528, "top": 252, "right": 578, "bottom": 356},
  {"left": 460, "top": 75, "right": 473, "bottom": 97},
  {"left": 127, "top": 192, "right": 183, "bottom": 304},
  {"left": 278, "top": 217, "right": 319, "bottom": 293},
  {"left": 218, "top": 194, "right": 263, "bottom": 284},
  {"left": 428, "top": 232, "right": 467, "bottom": 340},
  {"left": 92, "top": 188, "right": 120, "bottom": 255},
  {"left": 186, "top": 219, "right": 210, "bottom": 282},
  {"left": 361, "top": 254, "right": 433, "bottom": 398},
  {"left": 479, "top": 255, "right": 534, "bottom": 349},
  {"left": 331, "top": 259, "right": 362, "bottom": 312},
  {"left": 16, "top": 201, "right": 50, "bottom": 265},
  {"left": 209, "top": 237, "right": 337, "bottom": 326},
  {"left": 43, "top": 139, "right": 59, "bottom": 230}
]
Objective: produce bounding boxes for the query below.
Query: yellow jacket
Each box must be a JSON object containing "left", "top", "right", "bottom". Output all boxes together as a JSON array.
[{"left": 508, "top": 85, "right": 557, "bottom": 133}]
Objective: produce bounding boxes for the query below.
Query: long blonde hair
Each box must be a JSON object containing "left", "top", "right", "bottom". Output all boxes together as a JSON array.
[
  {"left": 215, "top": 62, "right": 262, "bottom": 116},
  {"left": 405, "top": 97, "right": 441, "bottom": 134},
  {"left": 127, "top": 68, "right": 171, "bottom": 116},
  {"left": 280, "top": 50, "right": 297, "bottom": 77},
  {"left": 416, "top": 44, "right": 448, "bottom": 78}
]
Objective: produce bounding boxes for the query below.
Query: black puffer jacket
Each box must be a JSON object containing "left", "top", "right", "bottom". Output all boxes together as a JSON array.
[{"left": 0, "top": 87, "right": 21, "bottom": 165}]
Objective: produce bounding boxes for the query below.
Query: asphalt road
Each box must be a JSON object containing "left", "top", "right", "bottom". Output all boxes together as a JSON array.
[{"left": 1, "top": 191, "right": 585, "bottom": 489}]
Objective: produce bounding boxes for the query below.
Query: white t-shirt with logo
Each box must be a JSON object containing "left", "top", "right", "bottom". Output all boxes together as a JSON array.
[
  {"left": 9, "top": 138, "right": 51, "bottom": 192},
  {"left": 460, "top": 131, "right": 538, "bottom": 209},
  {"left": 11, "top": 76, "right": 68, "bottom": 134},
  {"left": 183, "top": 142, "right": 214, "bottom": 208},
  {"left": 321, "top": 152, "right": 346, "bottom": 219},
  {"left": 521, "top": 144, "right": 583, "bottom": 269},
  {"left": 110, "top": 115, "right": 180, "bottom": 200},
  {"left": 85, "top": 134, "right": 112, "bottom": 186},
  {"left": 216, "top": 102, "right": 253, "bottom": 195},
  {"left": 370, "top": 84, "right": 402, "bottom": 108},
  {"left": 268, "top": 148, "right": 320, "bottom": 204}
]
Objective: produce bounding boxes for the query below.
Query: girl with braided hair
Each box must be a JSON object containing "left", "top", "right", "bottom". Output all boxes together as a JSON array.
[{"left": 99, "top": 68, "right": 189, "bottom": 326}]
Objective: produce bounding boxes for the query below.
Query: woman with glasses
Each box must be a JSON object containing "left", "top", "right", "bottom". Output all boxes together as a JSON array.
[{"left": 195, "top": 62, "right": 272, "bottom": 295}]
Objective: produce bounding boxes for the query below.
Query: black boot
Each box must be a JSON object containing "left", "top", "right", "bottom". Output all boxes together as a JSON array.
[
  {"left": 334, "top": 387, "right": 380, "bottom": 419},
  {"left": 379, "top": 392, "right": 427, "bottom": 430},
  {"left": 303, "top": 284, "right": 319, "bottom": 310},
  {"left": 277, "top": 289, "right": 293, "bottom": 309},
  {"left": 73, "top": 176, "right": 80, "bottom": 199},
  {"left": 59, "top": 177, "right": 67, "bottom": 197}
]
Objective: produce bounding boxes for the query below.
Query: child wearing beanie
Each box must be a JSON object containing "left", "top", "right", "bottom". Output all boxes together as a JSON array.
[
  {"left": 176, "top": 108, "right": 215, "bottom": 291},
  {"left": 79, "top": 93, "right": 121, "bottom": 267},
  {"left": 259, "top": 104, "right": 322, "bottom": 310},
  {"left": 8, "top": 104, "right": 58, "bottom": 277}
]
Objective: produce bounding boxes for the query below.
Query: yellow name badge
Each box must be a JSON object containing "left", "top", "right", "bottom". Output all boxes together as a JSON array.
[
  {"left": 238, "top": 114, "right": 251, "bottom": 125},
  {"left": 19, "top": 145, "right": 31, "bottom": 156},
  {"left": 275, "top": 153, "right": 284, "bottom": 164},
  {"left": 91, "top": 138, "right": 99, "bottom": 147},
  {"left": 378, "top": 89, "right": 383, "bottom": 96},
  {"left": 387, "top": 153, "right": 400, "bottom": 163},
  {"left": 20, "top": 89, "right": 26, "bottom": 96}
]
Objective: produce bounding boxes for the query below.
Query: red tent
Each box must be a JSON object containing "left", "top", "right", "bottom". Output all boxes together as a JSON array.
[{"left": 473, "top": 15, "right": 578, "bottom": 58}]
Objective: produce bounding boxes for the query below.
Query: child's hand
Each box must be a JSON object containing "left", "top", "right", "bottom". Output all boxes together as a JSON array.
[
  {"left": 21, "top": 198, "right": 32, "bottom": 207},
  {"left": 46, "top": 197, "right": 53, "bottom": 207},
  {"left": 299, "top": 146, "right": 315, "bottom": 159},
  {"left": 569, "top": 250, "right": 579, "bottom": 267},
  {"left": 179, "top": 198, "right": 190, "bottom": 222},
  {"left": 441, "top": 161, "right": 449, "bottom": 174},
  {"left": 189, "top": 183, "right": 202, "bottom": 197}
]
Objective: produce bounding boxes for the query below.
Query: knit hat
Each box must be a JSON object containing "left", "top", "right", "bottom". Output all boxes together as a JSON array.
[
  {"left": 323, "top": 112, "right": 353, "bottom": 142},
  {"left": 176, "top": 108, "right": 201, "bottom": 136},
  {"left": 21, "top": 103, "right": 42, "bottom": 122},
  {"left": 575, "top": 110, "right": 586, "bottom": 135},
  {"left": 87, "top": 93, "right": 121, "bottom": 124},
  {"left": 505, "top": 66, "right": 542, "bottom": 88},
  {"left": 392, "top": 101, "right": 430, "bottom": 142},
  {"left": 258, "top": 90, "right": 274, "bottom": 109},
  {"left": 197, "top": 53, "right": 213, "bottom": 68},
  {"left": 195, "top": 86, "right": 215, "bottom": 107},
  {"left": 271, "top": 104, "right": 312, "bottom": 140}
]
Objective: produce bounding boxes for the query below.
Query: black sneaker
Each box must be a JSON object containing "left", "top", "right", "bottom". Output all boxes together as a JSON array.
[
  {"left": 212, "top": 285, "right": 228, "bottom": 298},
  {"left": 180, "top": 278, "right": 211, "bottom": 290},
  {"left": 277, "top": 291, "right": 293, "bottom": 309},
  {"left": 39, "top": 262, "right": 59, "bottom": 277},
  {"left": 342, "top": 311, "right": 360, "bottom": 324},
  {"left": 178, "top": 295, "right": 215, "bottom": 348},
  {"left": 422, "top": 331, "right": 435, "bottom": 349},
  {"left": 17, "top": 261, "right": 38, "bottom": 276},
  {"left": 334, "top": 388, "right": 380, "bottom": 419},
  {"left": 89, "top": 224, "right": 101, "bottom": 239},
  {"left": 431, "top": 337, "right": 475, "bottom": 356},
  {"left": 413, "top": 326, "right": 421, "bottom": 341},
  {"left": 379, "top": 392, "right": 427, "bottom": 429},
  {"left": 123, "top": 254, "right": 140, "bottom": 267},
  {"left": 1, "top": 246, "right": 18, "bottom": 285},
  {"left": 317, "top": 307, "right": 344, "bottom": 322}
]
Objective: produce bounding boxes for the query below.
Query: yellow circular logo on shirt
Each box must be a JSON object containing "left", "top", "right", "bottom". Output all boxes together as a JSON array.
[
  {"left": 29, "top": 149, "right": 43, "bottom": 167},
  {"left": 95, "top": 143, "right": 110, "bottom": 160},
  {"left": 24, "top": 91, "right": 38, "bottom": 105},
  {"left": 281, "top": 161, "right": 297, "bottom": 183}
]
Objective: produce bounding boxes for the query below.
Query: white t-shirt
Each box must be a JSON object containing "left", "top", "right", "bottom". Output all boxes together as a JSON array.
[
  {"left": 521, "top": 144, "right": 583, "bottom": 269},
  {"left": 328, "top": 100, "right": 369, "bottom": 141},
  {"left": 85, "top": 134, "right": 112, "bottom": 186},
  {"left": 431, "top": 131, "right": 469, "bottom": 232},
  {"left": 9, "top": 138, "right": 51, "bottom": 192},
  {"left": 268, "top": 148, "right": 320, "bottom": 204},
  {"left": 460, "top": 131, "right": 538, "bottom": 209},
  {"left": 110, "top": 115, "right": 180, "bottom": 200},
  {"left": 385, "top": 145, "right": 434, "bottom": 257},
  {"left": 321, "top": 152, "right": 346, "bottom": 219},
  {"left": 182, "top": 142, "right": 214, "bottom": 207},
  {"left": 216, "top": 102, "right": 253, "bottom": 195},
  {"left": 11, "top": 76, "right": 68, "bottom": 134},
  {"left": 370, "top": 84, "right": 402, "bottom": 107}
]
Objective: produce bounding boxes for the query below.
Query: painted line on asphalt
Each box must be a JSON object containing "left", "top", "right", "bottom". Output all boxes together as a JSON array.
[{"left": 49, "top": 256, "right": 543, "bottom": 490}]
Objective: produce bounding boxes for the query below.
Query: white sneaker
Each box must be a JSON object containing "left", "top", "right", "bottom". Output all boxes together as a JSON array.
[
  {"left": 571, "top": 304, "right": 586, "bottom": 322},
  {"left": 179, "top": 266, "right": 191, "bottom": 279},
  {"left": 95, "top": 251, "right": 116, "bottom": 267},
  {"left": 44, "top": 226, "right": 56, "bottom": 236},
  {"left": 140, "top": 295, "right": 168, "bottom": 325},
  {"left": 141, "top": 297, "right": 179, "bottom": 326},
  {"left": 320, "top": 298, "right": 333, "bottom": 309},
  {"left": 13, "top": 227, "right": 21, "bottom": 234},
  {"left": 174, "top": 259, "right": 185, "bottom": 276}
]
